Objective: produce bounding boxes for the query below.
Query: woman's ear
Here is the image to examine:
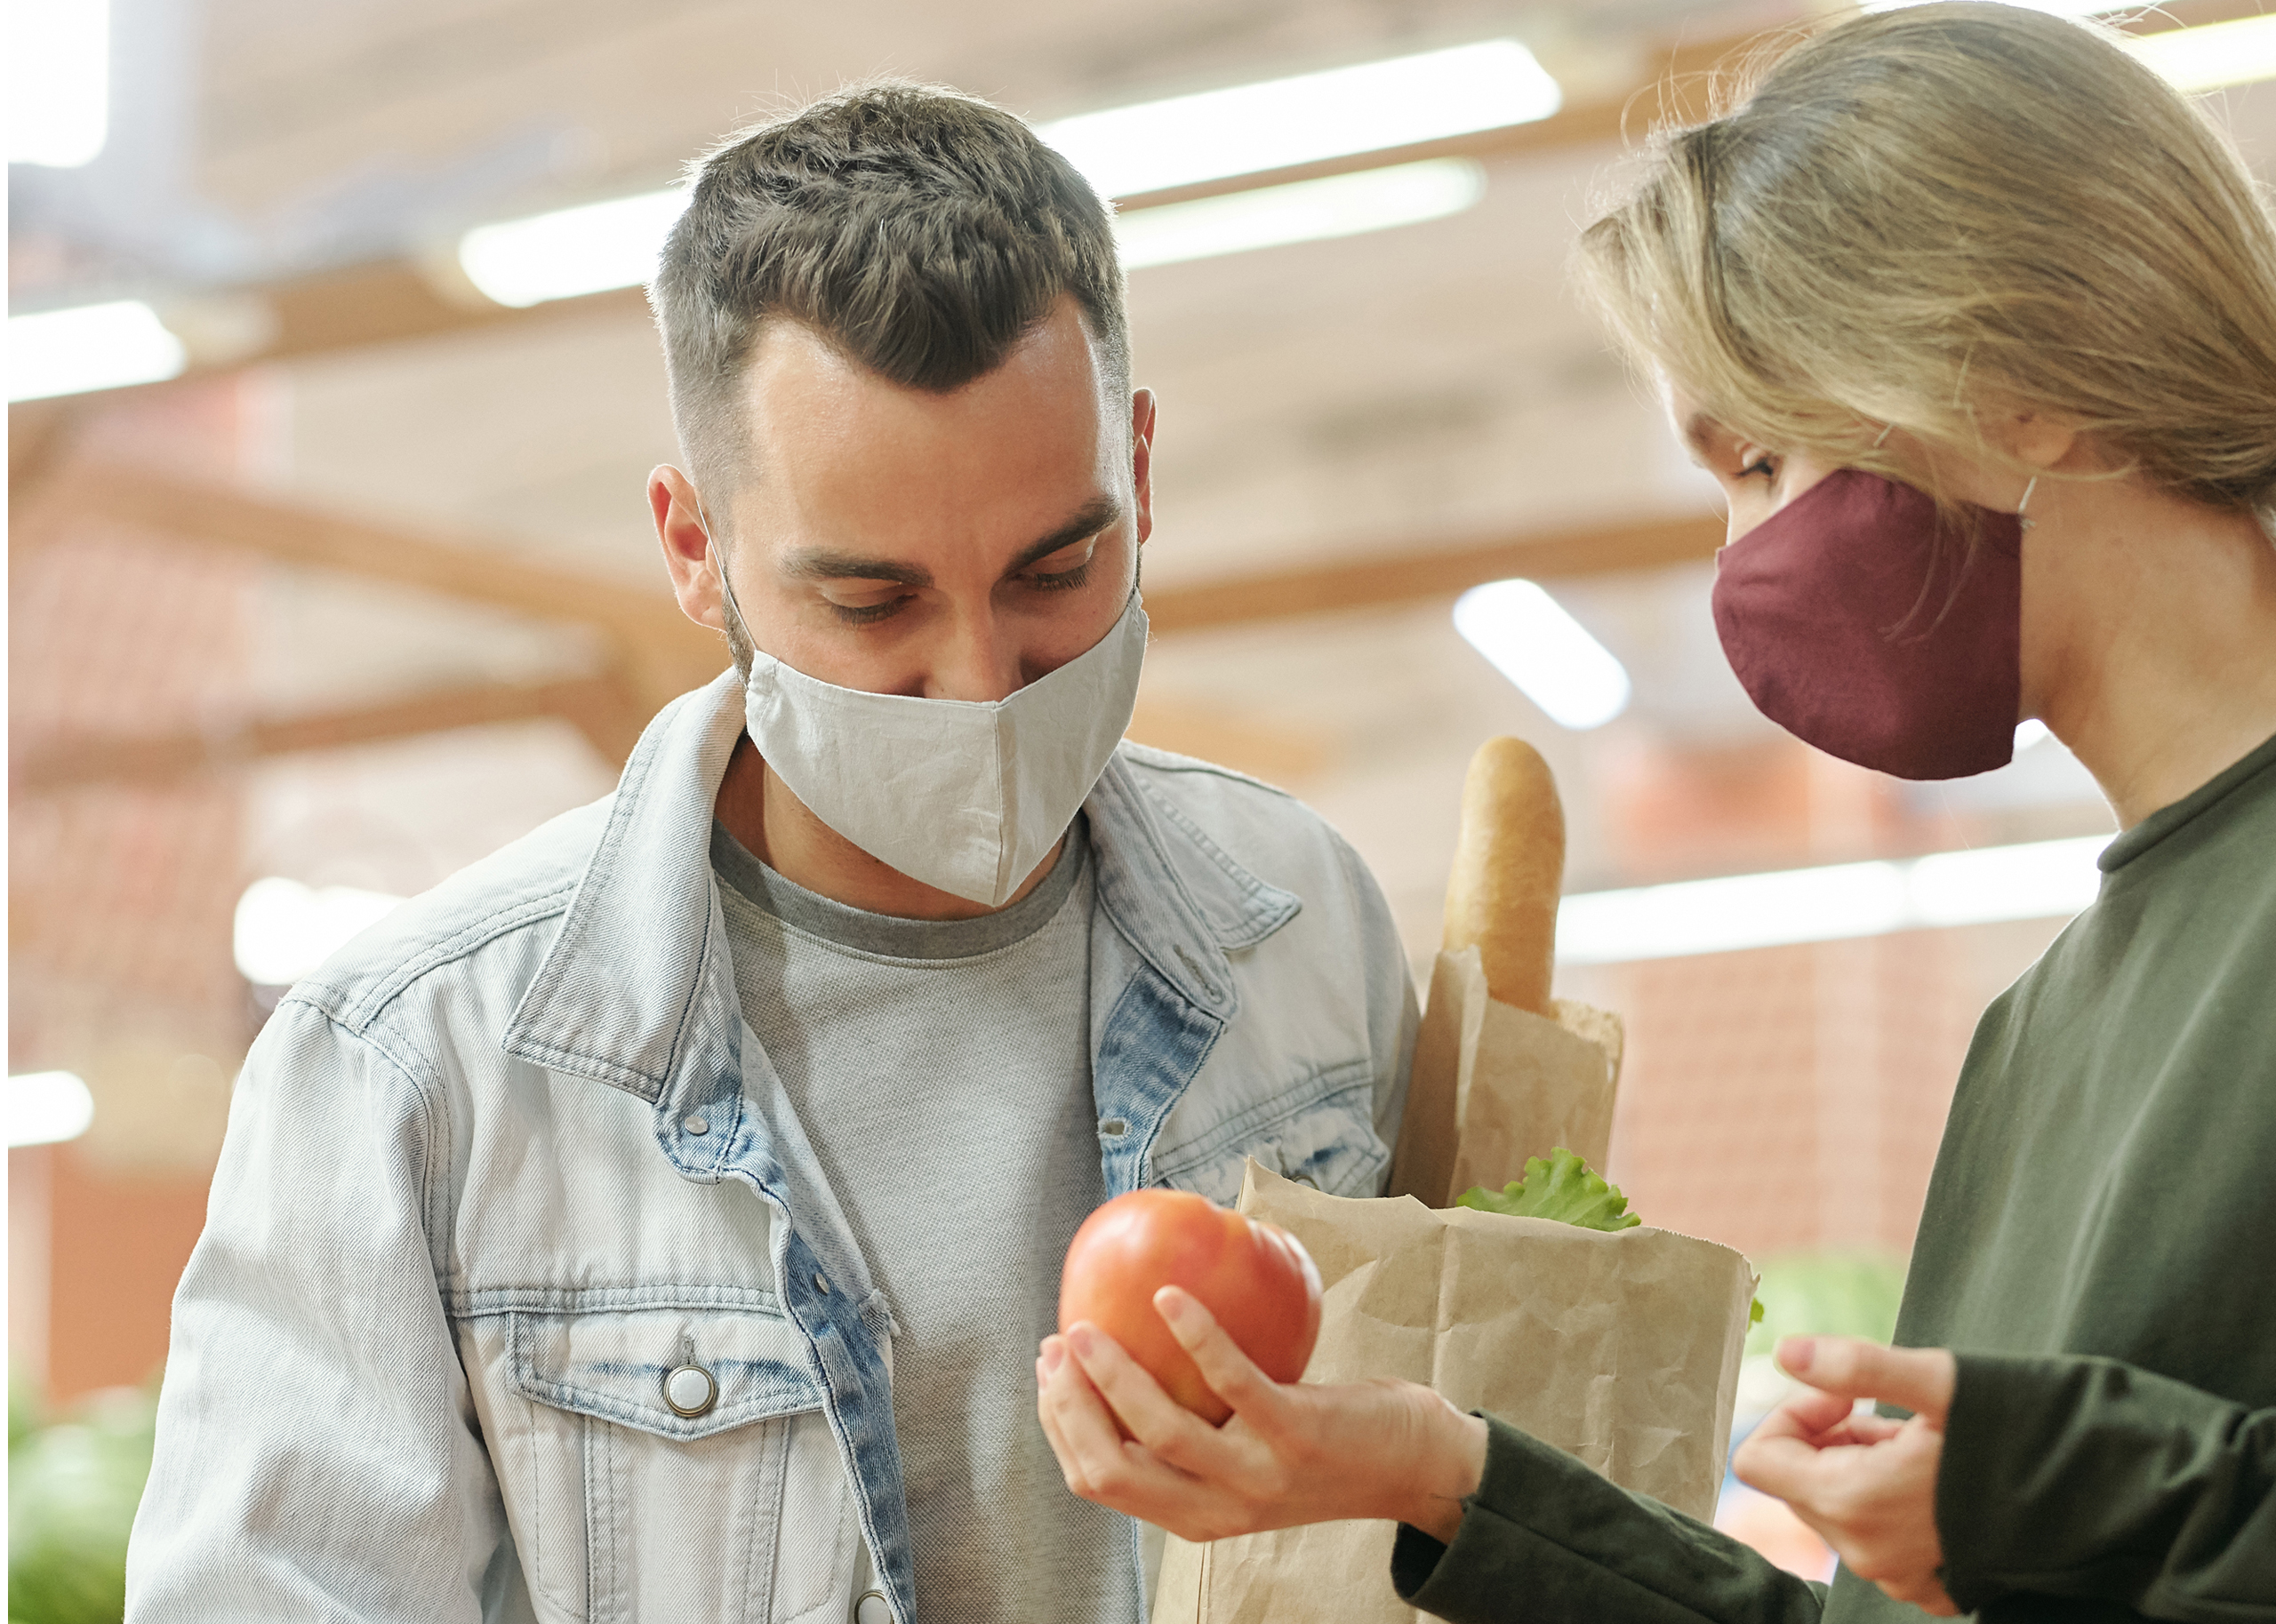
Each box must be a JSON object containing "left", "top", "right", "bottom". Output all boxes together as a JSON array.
[{"left": 1997, "top": 409, "right": 2080, "bottom": 472}]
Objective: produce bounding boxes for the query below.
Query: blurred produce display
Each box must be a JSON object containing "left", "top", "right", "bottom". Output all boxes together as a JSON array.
[
  {"left": 1744, "top": 1250, "right": 1908, "bottom": 1358},
  {"left": 1715, "top": 1250, "right": 1911, "bottom": 1579},
  {"left": 9, "top": 1367, "right": 156, "bottom": 1624}
]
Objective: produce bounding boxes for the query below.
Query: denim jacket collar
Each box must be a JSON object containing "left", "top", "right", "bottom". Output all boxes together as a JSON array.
[{"left": 501, "top": 670, "right": 1301, "bottom": 1108}]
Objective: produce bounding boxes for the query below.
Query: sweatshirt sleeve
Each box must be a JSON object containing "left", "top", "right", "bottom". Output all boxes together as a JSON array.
[
  {"left": 1390, "top": 1415, "right": 1830, "bottom": 1624},
  {"left": 1939, "top": 1353, "right": 2276, "bottom": 1619}
]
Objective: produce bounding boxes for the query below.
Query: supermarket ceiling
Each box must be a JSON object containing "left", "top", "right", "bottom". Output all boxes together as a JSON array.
[{"left": 9, "top": 0, "right": 2273, "bottom": 813}]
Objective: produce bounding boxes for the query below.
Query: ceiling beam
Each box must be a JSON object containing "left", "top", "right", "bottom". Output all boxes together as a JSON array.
[
  {"left": 1141, "top": 511, "right": 1723, "bottom": 635},
  {"left": 61, "top": 463, "right": 1721, "bottom": 649},
  {"left": 52, "top": 466, "right": 726, "bottom": 713},
  {"left": 68, "top": 467, "right": 687, "bottom": 646},
  {"left": 12, "top": 672, "right": 649, "bottom": 795},
  {"left": 16, "top": 476, "right": 1713, "bottom": 791}
]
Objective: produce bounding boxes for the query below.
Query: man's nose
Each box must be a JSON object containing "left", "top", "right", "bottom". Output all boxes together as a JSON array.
[{"left": 926, "top": 613, "right": 1026, "bottom": 703}]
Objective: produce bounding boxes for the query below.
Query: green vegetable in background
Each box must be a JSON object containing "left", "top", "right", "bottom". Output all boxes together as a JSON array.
[
  {"left": 9, "top": 1373, "right": 158, "bottom": 1624},
  {"left": 1744, "top": 1251, "right": 1907, "bottom": 1360},
  {"left": 1456, "top": 1147, "right": 1641, "bottom": 1232}
]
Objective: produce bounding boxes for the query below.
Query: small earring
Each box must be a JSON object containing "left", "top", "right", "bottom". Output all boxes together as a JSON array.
[{"left": 2017, "top": 476, "right": 2039, "bottom": 532}]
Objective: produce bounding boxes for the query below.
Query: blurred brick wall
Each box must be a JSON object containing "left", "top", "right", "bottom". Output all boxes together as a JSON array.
[
  {"left": 1569, "top": 736, "right": 2073, "bottom": 1262},
  {"left": 1595, "top": 926, "right": 2031, "bottom": 1260},
  {"left": 10, "top": 381, "right": 260, "bottom": 1399}
]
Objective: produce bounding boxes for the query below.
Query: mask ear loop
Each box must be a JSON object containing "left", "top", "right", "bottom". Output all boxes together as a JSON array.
[
  {"left": 2017, "top": 476, "right": 2040, "bottom": 533},
  {"left": 1872, "top": 423, "right": 1895, "bottom": 450},
  {"left": 691, "top": 489, "right": 757, "bottom": 644}
]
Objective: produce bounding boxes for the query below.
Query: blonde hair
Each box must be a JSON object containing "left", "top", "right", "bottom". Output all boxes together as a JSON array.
[{"left": 1576, "top": 3, "right": 2276, "bottom": 525}]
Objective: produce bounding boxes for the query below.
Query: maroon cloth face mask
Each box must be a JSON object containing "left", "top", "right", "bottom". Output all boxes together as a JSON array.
[{"left": 1711, "top": 468, "right": 2023, "bottom": 780}]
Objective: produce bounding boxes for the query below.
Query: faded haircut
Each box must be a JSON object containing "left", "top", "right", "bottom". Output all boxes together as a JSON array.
[{"left": 650, "top": 78, "right": 1130, "bottom": 527}]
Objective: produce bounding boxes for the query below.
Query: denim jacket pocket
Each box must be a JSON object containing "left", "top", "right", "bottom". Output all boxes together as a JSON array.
[
  {"left": 489, "top": 1303, "right": 835, "bottom": 1624},
  {"left": 1150, "top": 1059, "right": 1390, "bottom": 1206}
]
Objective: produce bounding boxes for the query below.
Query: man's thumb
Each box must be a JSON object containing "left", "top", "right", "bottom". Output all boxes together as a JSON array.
[{"left": 1777, "top": 1337, "right": 1955, "bottom": 1420}]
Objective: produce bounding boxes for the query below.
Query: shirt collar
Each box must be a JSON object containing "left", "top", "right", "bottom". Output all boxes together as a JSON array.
[{"left": 502, "top": 671, "right": 1300, "bottom": 1100}]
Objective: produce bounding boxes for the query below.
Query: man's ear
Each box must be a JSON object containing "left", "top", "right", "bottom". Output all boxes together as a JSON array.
[
  {"left": 651, "top": 465, "right": 725, "bottom": 632},
  {"left": 1129, "top": 388, "right": 1157, "bottom": 547}
]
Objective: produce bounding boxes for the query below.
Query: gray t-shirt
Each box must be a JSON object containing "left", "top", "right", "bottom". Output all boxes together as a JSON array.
[{"left": 711, "top": 816, "right": 1136, "bottom": 1623}]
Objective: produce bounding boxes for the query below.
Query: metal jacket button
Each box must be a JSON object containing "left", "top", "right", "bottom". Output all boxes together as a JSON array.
[
  {"left": 854, "top": 1591, "right": 892, "bottom": 1624},
  {"left": 662, "top": 1364, "right": 717, "bottom": 1418},
  {"left": 683, "top": 1113, "right": 709, "bottom": 1135}
]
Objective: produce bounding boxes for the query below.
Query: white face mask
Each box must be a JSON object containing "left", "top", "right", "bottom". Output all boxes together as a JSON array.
[{"left": 717, "top": 556, "right": 1147, "bottom": 908}]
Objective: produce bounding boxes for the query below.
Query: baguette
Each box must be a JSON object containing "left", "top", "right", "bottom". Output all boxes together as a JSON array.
[{"left": 1442, "top": 736, "right": 1564, "bottom": 1015}]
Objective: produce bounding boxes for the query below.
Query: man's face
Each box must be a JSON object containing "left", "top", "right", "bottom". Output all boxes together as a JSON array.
[{"left": 696, "top": 296, "right": 1150, "bottom": 703}]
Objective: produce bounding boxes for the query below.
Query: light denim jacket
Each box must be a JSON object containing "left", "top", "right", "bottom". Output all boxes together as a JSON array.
[{"left": 126, "top": 672, "right": 1415, "bottom": 1624}]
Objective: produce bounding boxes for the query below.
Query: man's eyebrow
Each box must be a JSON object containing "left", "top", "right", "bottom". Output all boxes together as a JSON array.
[
  {"left": 1002, "top": 497, "right": 1120, "bottom": 578},
  {"left": 778, "top": 550, "right": 934, "bottom": 588},
  {"left": 775, "top": 496, "right": 1122, "bottom": 588}
]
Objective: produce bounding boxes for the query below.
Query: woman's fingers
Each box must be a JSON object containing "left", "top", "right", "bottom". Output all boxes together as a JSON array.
[
  {"left": 1062, "top": 1321, "right": 1243, "bottom": 1472},
  {"left": 1747, "top": 1384, "right": 1857, "bottom": 1444},
  {"left": 1732, "top": 1424, "right": 1830, "bottom": 1506},
  {"left": 1037, "top": 1337, "right": 1128, "bottom": 1485},
  {"left": 1155, "top": 1286, "right": 1291, "bottom": 1427},
  {"left": 1038, "top": 1336, "right": 1198, "bottom": 1516},
  {"left": 1038, "top": 1333, "right": 1270, "bottom": 1540},
  {"left": 1822, "top": 1412, "right": 1906, "bottom": 1447},
  {"left": 1777, "top": 1338, "right": 1956, "bottom": 1425}
]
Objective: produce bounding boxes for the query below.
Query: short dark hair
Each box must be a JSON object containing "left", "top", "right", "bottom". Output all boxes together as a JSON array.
[{"left": 651, "top": 79, "right": 1130, "bottom": 516}]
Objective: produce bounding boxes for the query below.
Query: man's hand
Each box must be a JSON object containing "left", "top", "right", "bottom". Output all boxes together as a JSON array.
[
  {"left": 1735, "top": 1337, "right": 1960, "bottom": 1616},
  {"left": 1036, "top": 1286, "right": 1487, "bottom": 1544}
]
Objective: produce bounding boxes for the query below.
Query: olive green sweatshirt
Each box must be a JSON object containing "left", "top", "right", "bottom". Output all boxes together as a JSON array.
[{"left": 1392, "top": 730, "right": 2276, "bottom": 1624}]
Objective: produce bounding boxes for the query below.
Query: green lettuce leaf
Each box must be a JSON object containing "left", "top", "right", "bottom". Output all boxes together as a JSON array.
[{"left": 1455, "top": 1148, "right": 1641, "bottom": 1232}]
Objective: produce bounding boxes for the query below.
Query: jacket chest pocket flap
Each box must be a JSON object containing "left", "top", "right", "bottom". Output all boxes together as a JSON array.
[
  {"left": 499, "top": 1305, "right": 839, "bottom": 1624},
  {"left": 1153, "top": 1060, "right": 1389, "bottom": 1207}
]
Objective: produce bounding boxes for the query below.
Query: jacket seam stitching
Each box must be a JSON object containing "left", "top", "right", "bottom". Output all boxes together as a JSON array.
[
  {"left": 1118, "top": 741, "right": 1297, "bottom": 800},
  {"left": 1140, "top": 783, "right": 1303, "bottom": 938},
  {"left": 503, "top": 1036, "right": 663, "bottom": 1100},
  {"left": 285, "top": 1004, "right": 447, "bottom": 1276},
  {"left": 506, "top": 706, "right": 670, "bottom": 1056},
  {"left": 319, "top": 883, "right": 581, "bottom": 1031},
  {"left": 655, "top": 899, "right": 717, "bottom": 1107}
]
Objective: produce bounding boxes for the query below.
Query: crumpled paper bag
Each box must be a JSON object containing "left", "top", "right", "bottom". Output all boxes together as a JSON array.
[
  {"left": 1149, "top": 1161, "right": 1757, "bottom": 1622},
  {"left": 1389, "top": 945, "right": 1626, "bottom": 1207}
]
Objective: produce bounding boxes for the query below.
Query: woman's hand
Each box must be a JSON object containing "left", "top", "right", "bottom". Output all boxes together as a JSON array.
[
  {"left": 1037, "top": 1285, "right": 1487, "bottom": 1544},
  {"left": 1734, "top": 1337, "right": 1959, "bottom": 1615}
]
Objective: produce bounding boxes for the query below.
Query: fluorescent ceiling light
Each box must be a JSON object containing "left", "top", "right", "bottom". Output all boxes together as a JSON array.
[
  {"left": 7, "top": 300, "right": 187, "bottom": 401},
  {"left": 9, "top": 1071, "right": 94, "bottom": 1148},
  {"left": 458, "top": 188, "right": 691, "bottom": 308},
  {"left": 1038, "top": 39, "right": 1560, "bottom": 199},
  {"left": 1557, "top": 834, "right": 2109, "bottom": 964},
  {"left": 1118, "top": 159, "right": 1485, "bottom": 269},
  {"left": 6, "top": 0, "right": 108, "bottom": 167},
  {"left": 1453, "top": 579, "right": 1632, "bottom": 730},
  {"left": 234, "top": 877, "right": 405, "bottom": 987},
  {"left": 2127, "top": 12, "right": 2276, "bottom": 92},
  {"left": 452, "top": 40, "right": 1555, "bottom": 307}
]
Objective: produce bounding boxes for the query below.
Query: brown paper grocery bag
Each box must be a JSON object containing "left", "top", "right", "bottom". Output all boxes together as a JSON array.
[
  {"left": 1389, "top": 946, "right": 1626, "bottom": 1208},
  {"left": 1150, "top": 1162, "right": 1756, "bottom": 1624}
]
